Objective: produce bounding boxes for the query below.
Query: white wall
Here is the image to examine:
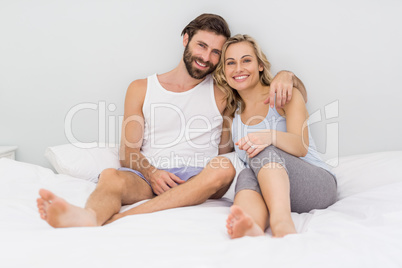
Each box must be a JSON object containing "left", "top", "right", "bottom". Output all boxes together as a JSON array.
[{"left": 1, "top": 0, "right": 401, "bottom": 168}]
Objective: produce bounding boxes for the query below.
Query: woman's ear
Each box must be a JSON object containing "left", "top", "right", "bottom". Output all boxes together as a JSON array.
[
  {"left": 259, "top": 63, "right": 264, "bottom": 72},
  {"left": 183, "top": 33, "right": 189, "bottom": 47}
]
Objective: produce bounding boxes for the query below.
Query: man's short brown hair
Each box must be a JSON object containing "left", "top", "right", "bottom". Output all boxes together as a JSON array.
[{"left": 181, "top": 13, "right": 231, "bottom": 41}]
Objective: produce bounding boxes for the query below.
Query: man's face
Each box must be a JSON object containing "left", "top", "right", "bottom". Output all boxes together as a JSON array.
[{"left": 183, "top": 30, "right": 227, "bottom": 79}]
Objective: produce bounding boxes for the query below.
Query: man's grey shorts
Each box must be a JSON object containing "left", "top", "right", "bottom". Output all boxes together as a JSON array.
[
  {"left": 235, "top": 145, "right": 337, "bottom": 213},
  {"left": 118, "top": 166, "right": 203, "bottom": 194}
]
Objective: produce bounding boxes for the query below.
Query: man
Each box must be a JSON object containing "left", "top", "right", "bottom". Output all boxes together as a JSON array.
[{"left": 37, "top": 13, "right": 307, "bottom": 227}]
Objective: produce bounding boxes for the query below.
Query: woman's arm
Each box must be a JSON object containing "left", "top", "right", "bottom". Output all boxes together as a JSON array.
[
  {"left": 272, "top": 88, "right": 309, "bottom": 157},
  {"left": 237, "top": 88, "right": 309, "bottom": 158}
]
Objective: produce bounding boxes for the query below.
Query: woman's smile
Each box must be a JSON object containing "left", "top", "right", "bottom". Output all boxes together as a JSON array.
[{"left": 233, "top": 75, "right": 250, "bottom": 82}]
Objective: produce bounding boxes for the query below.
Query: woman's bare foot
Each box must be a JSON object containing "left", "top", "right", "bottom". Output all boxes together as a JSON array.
[
  {"left": 270, "top": 216, "right": 297, "bottom": 237},
  {"left": 226, "top": 205, "right": 265, "bottom": 239},
  {"left": 36, "top": 189, "right": 97, "bottom": 228}
]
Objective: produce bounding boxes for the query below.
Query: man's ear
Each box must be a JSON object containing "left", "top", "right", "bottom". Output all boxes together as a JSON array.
[{"left": 183, "top": 33, "right": 189, "bottom": 47}]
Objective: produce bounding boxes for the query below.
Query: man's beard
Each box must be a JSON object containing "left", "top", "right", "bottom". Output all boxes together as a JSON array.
[{"left": 183, "top": 44, "right": 216, "bottom": 80}]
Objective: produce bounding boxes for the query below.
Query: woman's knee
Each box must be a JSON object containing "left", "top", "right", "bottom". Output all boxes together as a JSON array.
[
  {"left": 249, "top": 146, "right": 279, "bottom": 168},
  {"left": 234, "top": 168, "right": 261, "bottom": 196},
  {"left": 249, "top": 146, "right": 287, "bottom": 176}
]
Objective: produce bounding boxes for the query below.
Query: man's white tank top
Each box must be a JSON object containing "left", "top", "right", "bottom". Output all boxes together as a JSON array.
[{"left": 140, "top": 74, "right": 223, "bottom": 169}]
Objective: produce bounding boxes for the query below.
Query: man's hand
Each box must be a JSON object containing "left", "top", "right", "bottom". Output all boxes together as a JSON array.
[
  {"left": 149, "top": 170, "right": 185, "bottom": 195},
  {"left": 264, "top": 71, "right": 295, "bottom": 109}
]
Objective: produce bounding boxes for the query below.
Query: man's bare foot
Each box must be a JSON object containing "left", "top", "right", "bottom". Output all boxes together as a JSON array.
[
  {"left": 36, "top": 189, "right": 97, "bottom": 228},
  {"left": 270, "top": 217, "right": 297, "bottom": 238},
  {"left": 226, "top": 205, "right": 265, "bottom": 239}
]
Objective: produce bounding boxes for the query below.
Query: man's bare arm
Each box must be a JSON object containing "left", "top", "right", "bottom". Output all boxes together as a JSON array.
[
  {"left": 264, "top": 71, "right": 308, "bottom": 108},
  {"left": 291, "top": 72, "right": 307, "bottom": 103},
  {"left": 119, "top": 79, "right": 157, "bottom": 178},
  {"left": 218, "top": 109, "right": 234, "bottom": 155},
  {"left": 119, "top": 79, "right": 185, "bottom": 194}
]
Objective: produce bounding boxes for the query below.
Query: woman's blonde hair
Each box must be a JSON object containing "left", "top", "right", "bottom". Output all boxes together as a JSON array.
[{"left": 213, "top": 34, "right": 273, "bottom": 117}]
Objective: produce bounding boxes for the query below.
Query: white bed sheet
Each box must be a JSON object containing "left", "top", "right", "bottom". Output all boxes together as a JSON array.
[{"left": 1, "top": 153, "right": 402, "bottom": 268}]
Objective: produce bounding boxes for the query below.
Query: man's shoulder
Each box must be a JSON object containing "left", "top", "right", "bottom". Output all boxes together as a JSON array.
[
  {"left": 212, "top": 82, "right": 228, "bottom": 115},
  {"left": 125, "top": 78, "right": 148, "bottom": 104},
  {"left": 128, "top": 78, "right": 148, "bottom": 91},
  {"left": 213, "top": 79, "right": 226, "bottom": 101}
]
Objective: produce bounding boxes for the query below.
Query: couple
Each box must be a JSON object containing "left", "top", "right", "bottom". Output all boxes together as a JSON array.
[{"left": 37, "top": 14, "right": 337, "bottom": 238}]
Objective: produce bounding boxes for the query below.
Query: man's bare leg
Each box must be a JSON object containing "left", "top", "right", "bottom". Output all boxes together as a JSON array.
[
  {"left": 105, "top": 156, "right": 235, "bottom": 223},
  {"left": 37, "top": 189, "right": 97, "bottom": 228},
  {"left": 37, "top": 168, "right": 153, "bottom": 228}
]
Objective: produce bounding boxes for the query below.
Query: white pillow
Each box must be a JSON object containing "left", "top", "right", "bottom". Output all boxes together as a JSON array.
[
  {"left": 328, "top": 151, "right": 402, "bottom": 200},
  {"left": 45, "top": 144, "right": 121, "bottom": 183}
]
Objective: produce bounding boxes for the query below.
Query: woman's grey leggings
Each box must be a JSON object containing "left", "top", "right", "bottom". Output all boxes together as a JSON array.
[{"left": 235, "top": 145, "right": 337, "bottom": 213}]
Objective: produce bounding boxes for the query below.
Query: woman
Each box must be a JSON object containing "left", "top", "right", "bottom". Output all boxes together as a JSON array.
[{"left": 214, "top": 35, "right": 337, "bottom": 238}]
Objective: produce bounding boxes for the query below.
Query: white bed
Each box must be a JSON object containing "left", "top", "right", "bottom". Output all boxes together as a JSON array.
[{"left": 1, "top": 147, "right": 402, "bottom": 268}]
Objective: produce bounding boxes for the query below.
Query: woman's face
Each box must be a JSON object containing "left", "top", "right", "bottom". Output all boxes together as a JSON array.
[{"left": 224, "top": 41, "right": 263, "bottom": 92}]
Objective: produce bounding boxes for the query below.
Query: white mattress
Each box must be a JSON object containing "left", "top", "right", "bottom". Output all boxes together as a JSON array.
[{"left": 1, "top": 151, "right": 402, "bottom": 268}]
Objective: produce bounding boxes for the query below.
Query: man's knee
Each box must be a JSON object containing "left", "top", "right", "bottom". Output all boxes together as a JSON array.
[
  {"left": 99, "top": 168, "right": 120, "bottom": 180},
  {"left": 206, "top": 156, "right": 236, "bottom": 186},
  {"left": 98, "top": 168, "right": 126, "bottom": 191}
]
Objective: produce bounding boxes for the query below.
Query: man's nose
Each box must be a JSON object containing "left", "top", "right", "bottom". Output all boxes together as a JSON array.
[{"left": 200, "top": 50, "right": 211, "bottom": 63}]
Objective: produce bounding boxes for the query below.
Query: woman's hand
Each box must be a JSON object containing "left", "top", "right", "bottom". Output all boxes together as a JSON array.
[{"left": 236, "top": 130, "right": 272, "bottom": 158}]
